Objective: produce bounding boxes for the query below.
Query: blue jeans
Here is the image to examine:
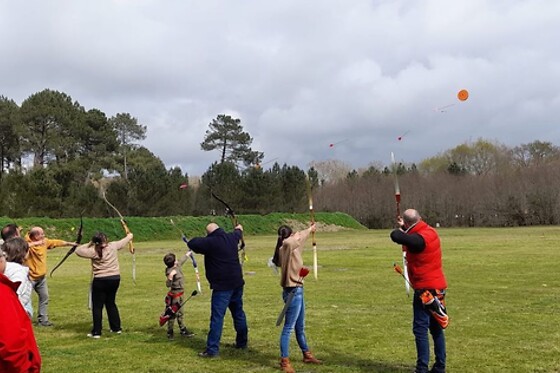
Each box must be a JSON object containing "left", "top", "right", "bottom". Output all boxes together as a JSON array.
[
  {"left": 413, "top": 290, "right": 446, "bottom": 373},
  {"left": 207, "top": 286, "right": 248, "bottom": 355},
  {"left": 280, "top": 287, "right": 309, "bottom": 358}
]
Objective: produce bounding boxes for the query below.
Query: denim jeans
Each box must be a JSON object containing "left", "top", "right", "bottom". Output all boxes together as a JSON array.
[
  {"left": 31, "top": 276, "right": 49, "bottom": 323},
  {"left": 280, "top": 287, "right": 309, "bottom": 358},
  {"left": 413, "top": 290, "right": 446, "bottom": 373},
  {"left": 207, "top": 286, "right": 248, "bottom": 355}
]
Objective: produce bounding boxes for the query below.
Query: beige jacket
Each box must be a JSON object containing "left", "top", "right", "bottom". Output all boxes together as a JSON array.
[
  {"left": 279, "top": 227, "right": 312, "bottom": 288},
  {"left": 75, "top": 234, "right": 133, "bottom": 278}
]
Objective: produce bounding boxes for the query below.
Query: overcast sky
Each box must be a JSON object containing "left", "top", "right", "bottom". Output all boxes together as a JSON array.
[{"left": 1, "top": 0, "right": 558, "bottom": 176}]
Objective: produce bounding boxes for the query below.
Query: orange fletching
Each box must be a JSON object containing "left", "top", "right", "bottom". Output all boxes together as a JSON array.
[{"left": 393, "top": 263, "right": 403, "bottom": 275}]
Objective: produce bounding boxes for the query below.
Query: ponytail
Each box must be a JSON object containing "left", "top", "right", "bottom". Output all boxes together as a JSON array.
[
  {"left": 91, "top": 232, "right": 108, "bottom": 259},
  {"left": 272, "top": 225, "right": 292, "bottom": 267}
]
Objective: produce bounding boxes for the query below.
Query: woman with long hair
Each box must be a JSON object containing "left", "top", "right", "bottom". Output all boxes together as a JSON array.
[
  {"left": 75, "top": 231, "right": 133, "bottom": 338},
  {"left": 273, "top": 223, "right": 322, "bottom": 373}
]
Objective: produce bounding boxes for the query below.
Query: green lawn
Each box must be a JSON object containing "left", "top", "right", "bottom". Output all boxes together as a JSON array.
[{"left": 36, "top": 227, "right": 560, "bottom": 372}]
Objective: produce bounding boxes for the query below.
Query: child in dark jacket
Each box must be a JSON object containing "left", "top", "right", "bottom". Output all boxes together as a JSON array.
[{"left": 163, "top": 252, "right": 195, "bottom": 340}]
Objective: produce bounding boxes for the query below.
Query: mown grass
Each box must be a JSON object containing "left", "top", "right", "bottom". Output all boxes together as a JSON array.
[{"left": 35, "top": 226, "right": 560, "bottom": 373}]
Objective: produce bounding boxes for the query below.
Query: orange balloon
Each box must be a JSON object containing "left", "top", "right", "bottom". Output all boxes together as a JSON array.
[{"left": 457, "top": 89, "right": 469, "bottom": 101}]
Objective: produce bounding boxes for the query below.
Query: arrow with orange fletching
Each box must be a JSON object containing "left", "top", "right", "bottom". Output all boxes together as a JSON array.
[{"left": 393, "top": 262, "right": 413, "bottom": 290}]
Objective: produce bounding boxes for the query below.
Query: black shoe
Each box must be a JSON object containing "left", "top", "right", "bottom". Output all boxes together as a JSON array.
[
  {"left": 198, "top": 351, "right": 217, "bottom": 358},
  {"left": 429, "top": 367, "right": 445, "bottom": 373},
  {"left": 167, "top": 332, "right": 174, "bottom": 340},
  {"left": 225, "top": 343, "right": 247, "bottom": 349},
  {"left": 180, "top": 327, "right": 195, "bottom": 337},
  {"left": 39, "top": 321, "right": 54, "bottom": 327}
]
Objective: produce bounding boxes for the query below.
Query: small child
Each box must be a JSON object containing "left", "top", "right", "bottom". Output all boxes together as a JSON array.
[{"left": 163, "top": 252, "right": 194, "bottom": 340}]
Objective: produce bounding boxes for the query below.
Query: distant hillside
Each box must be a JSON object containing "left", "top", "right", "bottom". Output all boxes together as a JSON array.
[{"left": 0, "top": 212, "right": 366, "bottom": 242}]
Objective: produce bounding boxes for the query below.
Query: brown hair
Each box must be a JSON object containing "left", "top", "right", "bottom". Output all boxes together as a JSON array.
[
  {"left": 272, "top": 225, "right": 292, "bottom": 267},
  {"left": 1, "top": 223, "right": 20, "bottom": 241},
  {"left": 1, "top": 237, "right": 29, "bottom": 264},
  {"left": 91, "top": 232, "right": 108, "bottom": 259},
  {"left": 163, "top": 253, "right": 176, "bottom": 268}
]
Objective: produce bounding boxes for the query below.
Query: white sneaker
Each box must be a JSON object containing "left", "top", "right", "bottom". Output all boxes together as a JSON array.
[
  {"left": 87, "top": 333, "right": 101, "bottom": 339},
  {"left": 110, "top": 330, "right": 122, "bottom": 334}
]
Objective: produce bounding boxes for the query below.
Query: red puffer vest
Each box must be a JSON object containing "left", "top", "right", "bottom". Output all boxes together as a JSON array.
[{"left": 405, "top": 221, "right": 447, "bottom": 290}]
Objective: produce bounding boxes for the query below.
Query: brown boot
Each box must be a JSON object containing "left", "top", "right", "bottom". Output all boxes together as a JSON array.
[
  {"left": 302, "top": 351, "right": 322, "bottom": 364},
  {"left": 279, "top": 357, "right": 295, "bottom": 373}
]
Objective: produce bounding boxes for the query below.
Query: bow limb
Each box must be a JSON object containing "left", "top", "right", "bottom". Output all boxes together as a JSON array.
[
  {"left": 391, "top": 152, "right": 401, "bottom": 218},
  {"left": 402, "top": 251, "right": 410, "bottom": 296},
  {"left": 306, "top": 177, "right": 318, "bottom": 280},
  {"left": 102, "top": 192, "right": 136, "bottom": 284},
  {"left": 170, "top": 219, "right": 202, "bottom": 293},
  {"left": 391, "top": 152, "right": 409, "bottom": 296},
  {"left": 50, "top": 214, "right": 84, "bottom": 277},
  {"left": 211, "top": 192, "right": 247, "bottom": 265}
]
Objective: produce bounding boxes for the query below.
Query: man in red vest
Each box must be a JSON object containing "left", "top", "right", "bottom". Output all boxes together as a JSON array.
[{"left": 390, "top": 209, "right": 447, "bottom": 373}]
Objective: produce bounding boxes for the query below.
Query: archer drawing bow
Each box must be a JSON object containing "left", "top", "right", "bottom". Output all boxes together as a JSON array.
[{"left": 211, "top": 192, "right": 247, "bottom": 265}]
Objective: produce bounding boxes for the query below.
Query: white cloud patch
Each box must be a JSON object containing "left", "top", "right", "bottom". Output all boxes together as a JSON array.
[{"left": 1, "top": 0, "right": 559, "bottom": 175}]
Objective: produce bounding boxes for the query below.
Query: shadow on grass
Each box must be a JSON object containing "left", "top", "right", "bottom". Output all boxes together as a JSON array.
[
  {"left": 140, "top": 324, "right": 413, "bottom": 372},
  {"left": 48, "top": 320, "right": 93, "bottom": 336},
  {"left": 319, "top": 351, "right": 414, "bottom": 373},
  {"left": 140, "top": 324, "right": 281, "bottom": 371},
  {"left": 50, "top": 320, "right": 413, "bottom": 372}
]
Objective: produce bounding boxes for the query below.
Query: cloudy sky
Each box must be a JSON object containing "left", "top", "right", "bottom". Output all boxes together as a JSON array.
[{"left": 1, "top": 0, "right": 558, "bottom": 176}]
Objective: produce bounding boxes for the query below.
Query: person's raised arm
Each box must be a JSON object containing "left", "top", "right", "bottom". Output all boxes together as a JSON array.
[{"left": 115, "top": 233, "right": 134, "bottom": 251}]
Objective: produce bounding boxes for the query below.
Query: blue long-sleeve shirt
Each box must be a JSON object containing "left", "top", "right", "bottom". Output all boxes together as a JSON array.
[{"left": 187, "top": 228, "right": 244, "bottom": 291}]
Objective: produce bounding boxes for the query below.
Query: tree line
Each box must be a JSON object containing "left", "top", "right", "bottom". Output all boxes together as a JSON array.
[
  {"left": 0, "top": 89, "right": 313, "bottom": 219},
  {"left": 1, "top": 89, "right": 559, "bottom": 228},
  {"left": 314, "top": 139, "right": 560, "bottom": 228}
]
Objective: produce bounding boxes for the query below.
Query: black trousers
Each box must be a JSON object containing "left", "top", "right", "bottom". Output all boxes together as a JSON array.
[{"left": 91, "top": 276, "right": 121, "bottom": 335}]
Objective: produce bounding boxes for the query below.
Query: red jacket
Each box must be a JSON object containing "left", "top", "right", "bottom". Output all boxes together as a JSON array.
[
  {"left": 0, "top": 273, "right": 42, "bottom": 373},
  {"left": 405, "top": 221, "right": 447, "bottom": 290}
]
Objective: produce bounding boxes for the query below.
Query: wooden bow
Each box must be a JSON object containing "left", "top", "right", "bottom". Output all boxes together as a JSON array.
[
  {"left": 305, "top": 177, "right": 318, "bottom": 280},
  {"left": 102, "top": 191, "right": 135, "bottom": 284},
  {"left": 391, "top": 152, "right": 409, "bottom": 296}
]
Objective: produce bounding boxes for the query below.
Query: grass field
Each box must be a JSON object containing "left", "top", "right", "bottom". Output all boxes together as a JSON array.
[{"left": 35, "top": 227, "right": 560, "bottom": 373}]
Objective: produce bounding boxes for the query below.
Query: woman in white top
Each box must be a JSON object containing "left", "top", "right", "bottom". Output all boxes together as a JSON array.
[{"left": 1, "top": 237, "right": 33, "bottom": 318}]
